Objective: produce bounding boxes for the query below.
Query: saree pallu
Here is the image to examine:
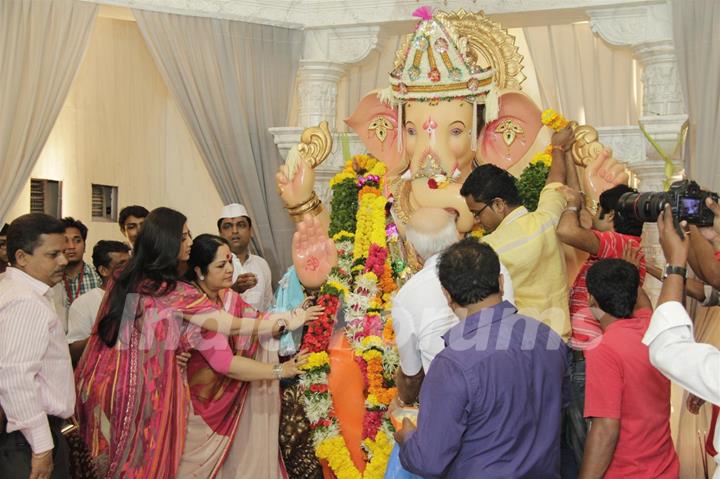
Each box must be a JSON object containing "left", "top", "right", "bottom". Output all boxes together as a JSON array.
[
  {"left": 75, "top": 281, "right": 218, "bottom": 478},
  {"left": 177, "top": 290, "right": 288, "bottom": 478}
]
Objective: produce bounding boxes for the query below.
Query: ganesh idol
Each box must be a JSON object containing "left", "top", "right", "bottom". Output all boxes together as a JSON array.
[{"left": 274, "top": 7, "right": 629, "bottom": 478}]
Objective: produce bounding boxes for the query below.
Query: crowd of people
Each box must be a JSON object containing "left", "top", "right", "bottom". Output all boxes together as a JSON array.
[
  {"left": 0, "top": 127, "right": 719, "bottom": 479},
  {"left": 0, "top": 204, "right": 322, "bottom": 479},
  {"left": 387, "top": 128, "right": 719, "bottom": 478}
]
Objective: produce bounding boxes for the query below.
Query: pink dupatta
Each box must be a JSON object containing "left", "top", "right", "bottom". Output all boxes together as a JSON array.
[{"left": 179, "top": 290, "right": 288, "bottom": 479}]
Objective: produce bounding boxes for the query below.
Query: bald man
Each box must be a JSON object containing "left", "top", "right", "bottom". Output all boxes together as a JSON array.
[{"left": 391, "top": 208, "right": 514, "bottom": 406}]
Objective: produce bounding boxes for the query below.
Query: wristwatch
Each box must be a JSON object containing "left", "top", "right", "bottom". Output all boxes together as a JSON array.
[
  {"left": 663, "top": 264, "right": 687, "bottom": 281},
  {"left": 276, "top": 318, "right": 288, "bottom": 336},
  {"left": 273, "top": 363, "right": 284, "bottom": 380}
]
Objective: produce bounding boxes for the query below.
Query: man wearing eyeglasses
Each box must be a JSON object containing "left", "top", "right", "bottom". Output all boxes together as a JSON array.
[{"left": 460, "top": 126, "right": 576, "bottom": 343}]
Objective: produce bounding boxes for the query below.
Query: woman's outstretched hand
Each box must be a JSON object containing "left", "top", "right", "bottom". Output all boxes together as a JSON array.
[
  {"left": 288, "top": 304, "right": 324, "bottom": 331},
  {"left": 281, "top": 350, "right": 311, "bottom": 378}
]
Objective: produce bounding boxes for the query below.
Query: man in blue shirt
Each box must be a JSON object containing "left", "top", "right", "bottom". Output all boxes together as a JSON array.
[{"left": 395, "top": 238, "right": 569, "bottom": 478}]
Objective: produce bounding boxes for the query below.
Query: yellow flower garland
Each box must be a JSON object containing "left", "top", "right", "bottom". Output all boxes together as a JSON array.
[
  {"left": 316, "top": 429, "right": 393, "bottom": 479},
  {"left": 534, "top": 109, "right": 572, "bottom": 167},
  {"left": 303, "top": 153, "right": 397, "bottom": 479},
  {"left": 300, "top": 351, "right": 330, "bottom": 371},
  {"left": 541, "top": 108, "right": 569, "bottom": 131}
]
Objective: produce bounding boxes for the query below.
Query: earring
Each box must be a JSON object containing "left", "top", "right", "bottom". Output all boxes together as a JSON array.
[{"left": 199, "top": 275, "right": 205, "bottom": 281}]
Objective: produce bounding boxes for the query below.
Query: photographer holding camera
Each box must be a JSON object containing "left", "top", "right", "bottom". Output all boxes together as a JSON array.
[
  {"left": 687, "top": 197, "right": 720, "bottom": 292},
  {"left": 642, "top": 204, "right": 720, "bottom": 478}
]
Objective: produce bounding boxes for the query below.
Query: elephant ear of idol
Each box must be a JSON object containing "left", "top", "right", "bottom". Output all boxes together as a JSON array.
[
  {"left": 345, "top": 90, "right": 408, "bottom": 178},
  {"left": 478, "top": 90, "right": 547, "bottom": 177}
]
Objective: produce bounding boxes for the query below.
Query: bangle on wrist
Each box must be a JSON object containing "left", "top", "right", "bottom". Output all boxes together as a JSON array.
[
  {"left": 396, "top": 396, "right": 419, "bottom": 408},
  {"left": 565, "top": 206, "right": 579, "bottom": 213},
  {"left": 273, "top": 363, "right": 284, "bottom": 380},
  {"left": 551, "top": 145, "right": 565, "bottom": 152}
]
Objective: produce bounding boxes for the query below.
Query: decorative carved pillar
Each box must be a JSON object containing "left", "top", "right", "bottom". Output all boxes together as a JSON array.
[
  {"left": 296, "top": 61, "right": 346, "bottom": 129},
  {"left": 589, "top": 1, "right": 688, "bottom": 297}
]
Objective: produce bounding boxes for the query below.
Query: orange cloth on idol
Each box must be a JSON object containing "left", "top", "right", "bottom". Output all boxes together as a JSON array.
[{"left": 322, "top": 332, "right": 366, "bottom": 477}]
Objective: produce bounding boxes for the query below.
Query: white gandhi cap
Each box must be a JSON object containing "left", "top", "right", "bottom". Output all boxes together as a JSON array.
[{"left": 219, "top": 203, "right": 249, "bottom": 220}]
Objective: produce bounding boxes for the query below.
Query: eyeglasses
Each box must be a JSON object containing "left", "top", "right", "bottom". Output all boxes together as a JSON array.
[{"left": 472, "top": 202, "right": 491, "bottom": 219}]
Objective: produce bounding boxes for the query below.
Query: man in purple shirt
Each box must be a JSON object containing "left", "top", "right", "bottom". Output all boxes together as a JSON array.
[{"left": 395, "top": 238, "right": 569, "bottom": 478}]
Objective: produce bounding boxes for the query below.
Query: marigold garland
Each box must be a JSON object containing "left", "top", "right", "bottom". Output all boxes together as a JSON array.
[
  {"left": 541, "top": 108, "right": 569, "bottom": 131},
  {"left": 298, "top": 153, "right": 400, "bottom": 479}
]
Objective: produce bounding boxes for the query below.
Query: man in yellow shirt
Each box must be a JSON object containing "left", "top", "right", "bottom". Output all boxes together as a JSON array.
[{"left": 460, "top": 127, "right": 575, "bottom": 341}]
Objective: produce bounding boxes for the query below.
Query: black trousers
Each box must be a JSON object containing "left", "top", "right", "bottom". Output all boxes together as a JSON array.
[{"left": 0, "top": 416, "right": 70, "bottom": 479}]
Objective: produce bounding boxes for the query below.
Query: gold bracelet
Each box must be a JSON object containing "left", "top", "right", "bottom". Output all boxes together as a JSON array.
[
  {"left": 287, "top": 196, "right": 323, "bottom": 222},
  {"left": 285, "top": 192, "right": 318, "bottom": 211},
  {"left": 288, "top": 197, "right": 321, "bottom": 216}
]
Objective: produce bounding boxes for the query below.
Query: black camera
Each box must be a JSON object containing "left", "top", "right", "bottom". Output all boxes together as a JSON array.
[{"left": 617, "top": 180, "right": 719, "bottom": 227}]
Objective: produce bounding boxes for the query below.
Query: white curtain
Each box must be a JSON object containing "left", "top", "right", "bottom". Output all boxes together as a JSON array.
[
  {"left": 523, "top": 22, "right": 641, "bottom": 126},
  {"left": 672, "top": 0, "right": 720, "bottom": 190},
  {"left": 0, "top": 0, "right": 97, "bottom": 224},
  {"left": 133, "top": 10, "right": 302, "bottom": 279}
]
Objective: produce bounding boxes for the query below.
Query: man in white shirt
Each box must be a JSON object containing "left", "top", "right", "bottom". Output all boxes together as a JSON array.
[
  {"left": 643, "top": 205, "right": 720, "bottom": 477},
  {"left": 0, "top": 213, "right": 75, "bottom": 479},
  {"left": 217, "top": 204, "right": 273, "bottom": 311},
  {"left": 392, "top": 208, "right": 514, "bottom": 405},
  {"left": 67, "top": 240, "right": 130, "bottom": 365}
]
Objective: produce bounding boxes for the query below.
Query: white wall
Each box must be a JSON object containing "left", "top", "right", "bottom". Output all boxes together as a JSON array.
[{"left": 4, "top": 15, "right": 224, "bottom": 252}]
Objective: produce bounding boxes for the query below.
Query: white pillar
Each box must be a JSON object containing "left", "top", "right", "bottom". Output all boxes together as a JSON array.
[
  {"left": 589, "top": 2, "right": 688, "bottom": 297},
  {"left": 296, "top": 61, "right": 346, "bottom": 129}
]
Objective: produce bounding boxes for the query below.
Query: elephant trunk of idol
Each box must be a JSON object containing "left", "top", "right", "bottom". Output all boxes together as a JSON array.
[{"left": 409, "top": 179, "right": 475, "bottom": 233}]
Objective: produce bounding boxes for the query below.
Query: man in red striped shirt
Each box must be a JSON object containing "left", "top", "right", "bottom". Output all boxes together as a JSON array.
[{"left": 555, "top": 184, "right": 646, "bottom": 472}]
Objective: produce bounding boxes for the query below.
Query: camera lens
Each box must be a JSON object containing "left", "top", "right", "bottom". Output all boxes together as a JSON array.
[{"left": 617, "top": 191, "right": 667, "bottom": 223}]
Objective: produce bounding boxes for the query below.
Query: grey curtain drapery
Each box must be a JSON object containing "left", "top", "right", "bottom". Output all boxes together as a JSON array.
[
  {"left": 672, "top": 0, "right": 720, "bottom": 190},
  {"left": 133, "top": 9, "right": 302, "bottom": 279},
  {"left": 0, "top": 0, "right": 97, "bottom": 224}
]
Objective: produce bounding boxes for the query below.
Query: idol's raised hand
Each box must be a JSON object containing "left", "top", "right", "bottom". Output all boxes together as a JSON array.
[
  {"left": 582, "top": 148, "right": 630, "bottom": 201},
  {"left": 276, "top": 150, "right": 316, "bottom": 209},
  {"left": 292, "top": 215, "right": 337, "bottom": 289}
]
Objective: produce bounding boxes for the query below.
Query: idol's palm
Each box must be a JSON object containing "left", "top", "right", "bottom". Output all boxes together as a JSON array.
[{"left": 292, "top": 215, "right": 337, "bottom": 289}]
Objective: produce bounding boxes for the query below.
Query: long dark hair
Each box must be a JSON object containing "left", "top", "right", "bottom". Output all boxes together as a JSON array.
[
  {"left": 185, "top": 234, "right": 229, "bottom": 282},
  {"left": 97, "top": 207, "right": 187, "bottom": 347}
]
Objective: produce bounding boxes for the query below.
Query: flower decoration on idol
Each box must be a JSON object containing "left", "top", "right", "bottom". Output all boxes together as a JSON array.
[
  {"left": 541, "top": 108, "right": 570, "bottom": 131},
  {"left": 297, "top": 152, "right": 399, "bottom": 479}
]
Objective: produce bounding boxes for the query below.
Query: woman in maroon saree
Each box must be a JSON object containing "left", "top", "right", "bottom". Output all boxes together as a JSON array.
[
  {"left": 177, "top": 234, "right": 309, "bottom": 478},
  {"left": 75, "top": 208, "right": 319, "bottom": 478}
]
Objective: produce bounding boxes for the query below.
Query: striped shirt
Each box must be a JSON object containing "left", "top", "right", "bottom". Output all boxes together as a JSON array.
[
  {"left": 0, "top": 268, "right": 75, "bottom": 453},
  {"left": 52, "top": 261, "right": 102, "bottom": 333},
  {"left": 569, "top": 230, "right": 645, "bottom": 350}
]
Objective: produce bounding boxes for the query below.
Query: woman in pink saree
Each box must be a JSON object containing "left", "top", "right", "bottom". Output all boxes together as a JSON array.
[
  {"left": 75, "top": 208, "right": 319, "bottom": 478},
  {"left": 177, "top": 234, "right": 310, "bottom": 478}
]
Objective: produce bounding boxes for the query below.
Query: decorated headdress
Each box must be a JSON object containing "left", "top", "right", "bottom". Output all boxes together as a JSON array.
[{"left": 383, "top": 7, "right": 525, "bottom": 151}]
